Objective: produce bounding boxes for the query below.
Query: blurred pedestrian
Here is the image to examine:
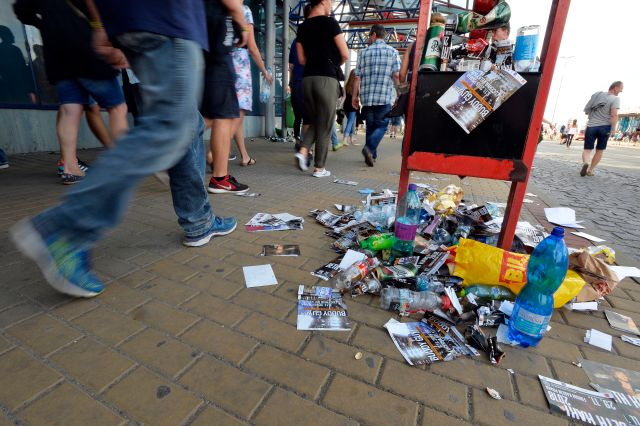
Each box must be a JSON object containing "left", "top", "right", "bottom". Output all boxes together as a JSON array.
[
  {"left": 11, "top": 0, "right": 237, "bottom": 298},
  {"left": 294, "top": 0, "right": 349, "bottom": 178},
  {"left": 341, "top": 70, "right": 359, "bottom": 146},
  {"left": 566, "top": 119, "right": 577, "bottom": 148}
]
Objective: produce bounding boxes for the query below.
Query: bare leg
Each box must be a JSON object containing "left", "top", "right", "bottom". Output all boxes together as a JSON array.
[
  {"left": 210, "top": 118, "right": 233, "bottom": 178},
  {"left": 232, "top": 110, "right": 250, "bottom": 164},
  {"left": 84, "top": 104, "right": 112, "bottom": 148},
  {"left": 57, "top": 104, "right": 84, "bottom": 175},
  {"left": 106, "top": 103, "right": 129, "bottom": 142},
  {"left": 582, "top": 149, "right": 592, "bottom": 165},
  {"left": 589, "top": 149, "right": 604, "bottom": 172}
]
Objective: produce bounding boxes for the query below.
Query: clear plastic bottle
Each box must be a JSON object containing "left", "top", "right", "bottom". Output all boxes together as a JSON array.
[
  {"left": 380, "top": 287, "right": 450, "bottom": 313},
  {"left": 391, "top": 184, "right": 422, "bottom": 260},
  {"left": 461, "top": 284, "right": 515, "bottom": 301},
  {"left": 415, "top": 276, "right": 445, "bottom": 293},
  {"left": 508, "top": 226, "right": 568, "bottom": 347},
  {"left": 513, "top": 25, "right": 540, "bottom": 72},
  {"left": 333, "top": 257, "right": 380, "bottom": 291}
]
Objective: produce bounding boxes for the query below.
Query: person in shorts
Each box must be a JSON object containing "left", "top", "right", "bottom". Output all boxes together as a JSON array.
[
  {"left": 202, "top": 0, "right": 250, "bottom": 193},
  {"left": 14, "top": 0, "right": 128, "bottom": 185},
  {"left": 580, "top": 81, "right": 623, "bottom": 176}
]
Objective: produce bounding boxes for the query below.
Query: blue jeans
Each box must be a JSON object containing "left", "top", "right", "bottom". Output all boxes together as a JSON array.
[
  {"left": 584, "top": 124, "right": 611, "bottom": 150},
  {"left": 344, "top": 111, "right": 356, "bottom": 136},
  {"left": 32, "top": 33, "right": 214, "bottom": 246},
  {"left": 363, "top": 104, "right": 392, "bottom": 158},
  {"left": 331, "top": 121, "right": 339, "bottom": 147},
  {"left": 0, "top": 148, "right": 7, "bottom": 165}
]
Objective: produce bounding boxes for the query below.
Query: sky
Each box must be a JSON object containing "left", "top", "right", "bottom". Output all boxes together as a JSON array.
[{"left": 509, "top": 0, "right": 639, "bottom": 128}]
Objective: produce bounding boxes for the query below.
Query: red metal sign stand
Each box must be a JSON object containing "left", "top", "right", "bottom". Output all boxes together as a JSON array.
[{"left": 399, "top": 0, "right": 571, "bottom": 250}]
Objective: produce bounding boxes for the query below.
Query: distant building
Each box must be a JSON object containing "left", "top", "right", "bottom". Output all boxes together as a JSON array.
[{"left": 617, "top": 109, "right": 640, "bottom": 134}]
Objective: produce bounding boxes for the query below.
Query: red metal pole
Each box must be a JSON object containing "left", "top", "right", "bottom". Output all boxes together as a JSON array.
[
  {"left": 397, "top": 0, "right": 432, "bottom": 201},
  {"left": 498, "top": 0, "right": 571, "bottom": 249}
]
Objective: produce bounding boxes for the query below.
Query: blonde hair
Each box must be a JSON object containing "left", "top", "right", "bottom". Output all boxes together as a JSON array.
[{"left": 345, "top": 70, "right": 357, "bottom": 95}]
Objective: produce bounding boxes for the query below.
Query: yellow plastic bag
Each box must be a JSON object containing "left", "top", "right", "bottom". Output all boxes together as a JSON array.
[{"left": 453, "top": 239, "right": 585, "bottom": 308}]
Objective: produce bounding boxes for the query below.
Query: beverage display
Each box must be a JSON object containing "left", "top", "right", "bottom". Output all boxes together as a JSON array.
[
  {"left": 391, "top": 184, "right": 422, "bottom": 260},
  {"left": 508, "top": 227, "right": 569, "bottom": 347}
]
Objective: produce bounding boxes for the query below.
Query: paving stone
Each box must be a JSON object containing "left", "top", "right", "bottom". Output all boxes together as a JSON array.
[
  {"left": 184, "top": 272, "right": 245, "bottom": 299},
  {"left": 549, "top": 359, "right": 591, "bottom": 389},
  {"left": 532, "top": 336, "right": 584, "bottom": 364},
  {"left": 117, "top": 269, "right": 156, "bottom": 288},
  {"left": 380, "top": 359, "right": 469, "bottom": 419},
  {"left": 231, "top": 289, "right": 292, "bottom": 320},
  {"left": 323, "top": 374, "right": 419, "bottom": 426},
  {"left": 136, "top": 277, "right": 199, "bottom": 305},
  {"left": 430, "top": 357, "right": 515, "bottom": 400},
  {"left": 97, "top": 283, "right": 150, "bottom": 313},
  {"left": 18, "top": 382, "right": 122, "bottom": 425},
  {"left": 499, "top": 346, "right": 552, "bottom": 378},
  {"left": 543, "top": 321, "right": 590, "bottom": 347},
  {"left": 0, "top": 291, "right": 25, "bottom": 310},
  {"left": 181, "top": 293, "right": 249, "bottom": 327},
  {"left": 346, "top": 301, "right": 392, "bottom": 327},
  {"left": 350, "top": 325, "right": 405, "bottom": 362},
  {"left": 254, "top": 388, "right": 357, "bottom": 426},
  {"left": 191, "top": 406, "right": 245, "bottom": 426},
  {"left": 612, "top": 337, "right": 640, "bottom": 361},
  {"left": 73, "top": 307, "right": 145, "bottom": 345},
  {"left": 6, "top": 314, "right": 82, "bottom": 356},
  {"left": 0, "top": 302, "right": 42, "bottom": 329},
  {"left": 50, "top": 338, "right": 135, "bottom": 392},
  {"left": 269, "top": 263, "right": 317, "bottom": 287},
  {"left": 93, "top": 256, "right": 138, "bottom": 280},
  {"left": 104, "top": 367, "right": 200, "bottom": 425},
  {"left": 129, "top": 300, "right": 199, "bottom": 336},
  {"left": 562, "top": 309, "right": 613, "bottom": 331},
  {"left": 515, "top": 374, "right": 550, "bottom": 411},
  {"left": 473, "top": 387, "right": 567, "bottom": 426},
  {"left": 119, "top": 328, "right": 196, "bottom": 378},
  {"left": 165, "top": 250, "right": 200, "bottom": 265},
  {"left": 302, "top": 335, "right": 382, "bottom": 384},
  {"left": 51, "top": 299, "right": 99, "bottom": 320},
  {"left": 244, "top": 345, "right": 330, "bottom": 399},
  {"left": 0, "top": 348, "right": 61, "bottom": 410},
  {"left": 421, "top": 407, "right": 471, "bottom": 426},
  {"left": 179, "top": 319, "right": 257, "bottom": 365},
  {"left": 236, "top": 313, "right": 308, "bottom": 353},
  {"left": 604, "top": 296, "right": 640, "bottom": 314},
  {"left": 179, "top": 356, "right": 270, "bottom": 419},
  {"left": 0, "top": 335, "right": 12, "bottom": 354},
  {"left": 581, "top": 346, "right": 640, "bottom": 371},
  {"left": 145, "top": 259, "right": 199, "bottom": 282}
]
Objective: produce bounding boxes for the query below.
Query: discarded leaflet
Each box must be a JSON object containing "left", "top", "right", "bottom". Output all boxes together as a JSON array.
[
  {"left": 604, "top": 310, "right": 640, "bottom": 335},
  {"left": 311, "top": 256, "right": 343, "bottom": 281},
  {"left": 297, "top": 285, "right": 351, "bottom": 331},
  {"left": 245, "top": 213, "right": 303, "bottom": 232},
  {"left": 260, "top": 244, "right": 300, "bottom": 257}
]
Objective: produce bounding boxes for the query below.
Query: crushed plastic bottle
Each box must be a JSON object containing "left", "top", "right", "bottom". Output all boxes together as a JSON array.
[
  {"left": 461, "top": 285, "right": 516, "bottom": 301},
  {"left": 333, "top": 257, "right": 380, "bottom": 292},
  {"left": 380, "top": 287, "right": 451, "bottom": 315}
]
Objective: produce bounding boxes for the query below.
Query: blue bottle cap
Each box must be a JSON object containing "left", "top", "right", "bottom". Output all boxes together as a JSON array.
[
  {"left": 551, "top": 226, "right": 564, "bottom": 237},
  {"left": 408, "top": 183, "right": 417, "bottom": 191}
]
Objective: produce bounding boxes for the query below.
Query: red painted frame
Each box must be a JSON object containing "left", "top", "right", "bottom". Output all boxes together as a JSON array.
[{"left": 398, "top": 0, "right": 571, "bottom": 250}]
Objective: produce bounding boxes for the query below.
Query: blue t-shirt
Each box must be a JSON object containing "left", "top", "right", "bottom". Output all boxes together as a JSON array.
[
  {"left": 95, "top": 0, "right": 208, "bottom": 50},
  {"left": 288, "top": 39, "right": 305, "bottom": 83}
]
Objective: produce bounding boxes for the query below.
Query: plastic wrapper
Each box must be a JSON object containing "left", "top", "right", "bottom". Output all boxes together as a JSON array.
[
  {"left": 428, "top": 185, "right": 464, "bottom": 214},
  {"left": 570, "top": 251, "right": 620, "bottom": 302},
  {"left": 453, "top": 239, "right": 586, "bottom": 308},
  {"left": 585, "top": 245, "right": 616, "bottom": 264}
]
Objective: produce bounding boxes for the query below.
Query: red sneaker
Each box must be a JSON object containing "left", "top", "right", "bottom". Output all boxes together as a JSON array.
[{"left": 207, "top": 175, "right": 249, "bottom": 194}]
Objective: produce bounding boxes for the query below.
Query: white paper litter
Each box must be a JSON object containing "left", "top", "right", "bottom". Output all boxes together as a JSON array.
[
  {"left": 621, "top": 335, "right": 640, "bottom": 347},
  {"left": 609, "top": 266, "right": 640, "bottom": 281},
  {"left": 571, "top": 232, "right": 606, "bottom": 243},
  {"left": 525, "top": 193, "right": 537, "bottom": 197},
  {"left": 544, "top": 207, "right": 585, "bottom": 229},
  {"left": 584, "top": 329, "right": 612, "bottom": 351},
  {"left": 523, "top": 199, "right": 534, "bottom": 204},
  {"left": 337, "top": 250, "right": 367, "bottom": 270},
  {"left": 565, "top": 301, "right": 599, "bottom": 311},
  {"left": 242, "top": 264, "right": 278, "bottom": 288},
  {"left": 445, "top": 287, "right": 463, "bottom": 315},
  {"left": 499, "top": 301, "right": 514, "bottom": 317},
  {"left": 496, "top": 324, "right": 517, "bottom": 346}
]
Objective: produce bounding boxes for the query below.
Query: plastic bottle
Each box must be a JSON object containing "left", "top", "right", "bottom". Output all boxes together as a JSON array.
[
  {"left": 461, "top": 285, "right": 515, "bottom": 301},
  {"left": 360, "top": 233, "right": 395, "bottom": 253},
  {"left": 508, "top": 226, "right": 568, "bottom": 347},
  {"left": 379, "top": 288, "right": 451, "bottom": 314},
  {"left": 391, "top": 184, "right": 422, "bottom": 260},
  {"left": 513, "top": 25, "right": 540, "bottom": 72},
  {"left": 333, "top": 257, "right": 380, "bottom": 291},
  {"left": 415, "top": 276, "right": 445, "bottom": 293}
]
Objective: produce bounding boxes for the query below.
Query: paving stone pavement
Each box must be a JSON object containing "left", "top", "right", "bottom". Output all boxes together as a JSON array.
[
  {"left": 0, "top": 136, "right": 639, "bottom": 425},
  {"left": 531, "top": 141, "right": 640, "bottom": 267}
]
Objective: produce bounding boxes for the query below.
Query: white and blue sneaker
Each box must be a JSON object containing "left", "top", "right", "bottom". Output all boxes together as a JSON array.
[
  {"left": 183, "top": 216, "right": 237, "bottom": 247},
  {"left": 10, "top": 219, "right": 105, "bottom": 298}
]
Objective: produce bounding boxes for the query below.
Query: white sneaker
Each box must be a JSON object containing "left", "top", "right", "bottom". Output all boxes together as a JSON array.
[
  {"left": 295, "top": 153, "right": 309, "bottom": 171},
  {"left": 312, "top": 169, "right": 331, "bottom": 178}
]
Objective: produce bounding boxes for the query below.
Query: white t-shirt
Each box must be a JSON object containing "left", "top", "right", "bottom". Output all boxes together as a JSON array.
[{"left": 568, "top": 127, "right": 577, "bottom": 135}]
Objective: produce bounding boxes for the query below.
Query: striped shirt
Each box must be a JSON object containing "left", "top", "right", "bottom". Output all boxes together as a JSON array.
[{"left": 355, "top": 40, "right": 400, "bottom": 106}]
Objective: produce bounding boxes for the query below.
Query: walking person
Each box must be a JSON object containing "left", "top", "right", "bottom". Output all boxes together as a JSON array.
[
  {"left": 202, "top": 0, "right": 251, "bottom": 193},
  {"left": 294, "top": 0, "right": 349, "bottom": 178},
  {"left": 14, "top": 0, "right": 129, "bottom": 185},
  {"left": 352, "top": 24, "right": 400, "bottom": 167},
  {"left": 566, "top": 119, "right": 577, "bottom": 148},
  {"left": 341, "top": 70, "right": 360, "bottom": 146},
  {"left": 0, "top": 147, "right": 8, "bottom": 169},
  {"left": 229, "top": 4, "right": 272, "bottom": 167},
  {"left": 580, "top": 81, "right": 623, "bottom": 177},
  {"left": 10, "top": 0, "right": 237, "bottom": 297}
]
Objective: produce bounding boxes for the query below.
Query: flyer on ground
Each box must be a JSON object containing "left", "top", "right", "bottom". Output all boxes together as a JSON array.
[
  {"left": 296, "top": 285, "right": 351, "bottom": 331},
  {"left": 604, "top": 310, "right": 640, "bottom": 335},
  {"left": 437, "top": 69, "right": 526, "bottom": 134}
]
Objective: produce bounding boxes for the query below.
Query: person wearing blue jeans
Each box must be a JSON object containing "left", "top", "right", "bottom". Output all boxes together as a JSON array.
[
  {"left": 362, "top": 104, "right": 392, "bottom": 159},
  {"left": 10, "top": 1, "right": 236, "bottom": 298},
  {"left": 0, "top": 148, "right": 8, "bottom": 169}
]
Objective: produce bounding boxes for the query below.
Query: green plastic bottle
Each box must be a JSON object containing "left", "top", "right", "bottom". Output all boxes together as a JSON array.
[
  {"left": 461, "top": 285, "right": 516, "bottom": 301},
  {"left": 360, "top": 233, "right": 395, "bottom": 252}
]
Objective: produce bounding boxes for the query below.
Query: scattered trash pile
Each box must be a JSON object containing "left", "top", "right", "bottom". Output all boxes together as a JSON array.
[{"left": 298, "top": 183, "right": 639, "bottom": 367}]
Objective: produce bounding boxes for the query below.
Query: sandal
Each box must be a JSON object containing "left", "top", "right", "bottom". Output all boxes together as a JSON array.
[{"left": 241, "top": 158, "right": 256, "bottom": 167}]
